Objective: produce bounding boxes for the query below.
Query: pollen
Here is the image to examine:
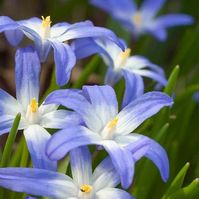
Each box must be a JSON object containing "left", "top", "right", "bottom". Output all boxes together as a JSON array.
[
  {"left": 132, "top": 12, "right": 142, "bottom": 26},
  {"left": 30, "top": 98, "right": 38, "bottom": 113},
  {"left": 80, "top": 184, "right": 92, "bottom": 193},
  {"left": 118, "top": 48, "right": 131, "bottom": 66},
  {"left": 108, "top": 117, "right": 119, "bottom": 129},
  {"left": 41, "top": 16, "right": 51, "bottom": 28}
]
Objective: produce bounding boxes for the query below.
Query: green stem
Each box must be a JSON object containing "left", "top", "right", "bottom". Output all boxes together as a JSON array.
[
  {"left": 0, "top": 113, "right": 21, "bottom": 167},
  {"left": 72, "top": 56, "right": 99, "bottom": 88}
]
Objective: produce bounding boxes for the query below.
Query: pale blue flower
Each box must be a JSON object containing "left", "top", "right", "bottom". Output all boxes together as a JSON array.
[
  {"left": 0, "top": 16, "right": 124, "bottom": 86},
  {"left": 72, "top": 38, "right": 167, "bottom": 106},
  {"left": 91, "top": 0, "right": 194, "bottom": 41},
  {"left": 45, "top": 85, "right": 173, "bottom": 188},
  {"left": 0, "top": 147, "right": 134, "bottom": 199},
  {"left": 0, "top": 47, "right": 81, "bottom": 171}
]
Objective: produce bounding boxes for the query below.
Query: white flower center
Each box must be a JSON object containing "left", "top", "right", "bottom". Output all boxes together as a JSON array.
[
  {"left": 40, "top": 16, "right": 51, "bottom": 41},
  {"left": 25, "top": 98, "right": 39, "bottom": 124}
]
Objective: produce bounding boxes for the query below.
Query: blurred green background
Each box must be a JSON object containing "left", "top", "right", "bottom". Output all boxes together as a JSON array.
[{"left": 0, "top": 0, "right": 198, "bottom": 198}]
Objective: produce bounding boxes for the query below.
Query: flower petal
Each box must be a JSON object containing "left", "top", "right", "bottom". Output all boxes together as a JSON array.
[
  {"left": 82, "top": 85, "right": 118, "bottom": 129},
  {"left": 0, "top": 89, "right": 21, "bottom": 116},
  {"left": 92, "top": 157, "right": 120, "bottom": 191},
  {"left": 156, "top": 14, "right": 194, "bottom": 28},
  {"left": 0, "top": 168, "right": 77, "bottom": 198},
  {"left": 122, "top": 71, "right": 144, "bottom": 108},
  {"left": 40, "top": 109, "right": 82, "bottom": 129},
  {"left": 57, "top": 21, "right": 125, "bottom": 50},
  {"left": 23, "top": 125, "right": 57, "bottom": 171},
  {"left": 116, "top": 92, "right": 173, "bottom": 135},
  {"left": 96, "top": 187, "right": 135, "bottom": 199},
  {"left": 118, "top": 134, "right": 169, "bottom": 182},
  {"left": 102, "top": 140, "right": 135, "bottom": 189},
  {"left": 71, "top": 38, "right": 105, "bottom": 59},
  {"left": 50, "top": 41, "right": 76, "bottom": 86},
  {"left": 46, "top": 125, "right": 101, "bottom": 161},
  {"left": 104, "top": 67, "right": 122, "bottom": 86},
  {"left": 141, "top": 0, "right": 165, "bottom": 16},
  {"left": 91, "top": 0, "right": 136, "bottom": 20},
  {"left": 4, "top": 29, "right": 24, "bottom": 46},
  {"left": 15, "top": 47, "right": 41, "bottom": 109},
  {"left": 70, "top": 147, "right": 92, "bottom": 186}
]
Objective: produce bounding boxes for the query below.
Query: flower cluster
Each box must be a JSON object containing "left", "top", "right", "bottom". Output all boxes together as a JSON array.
[{"left": 0, "top": 0, "right": 193, "bottom": 198}]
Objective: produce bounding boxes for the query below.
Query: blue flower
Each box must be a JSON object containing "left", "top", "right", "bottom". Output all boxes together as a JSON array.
[
  {"left": 0, "top": 147, "right": 134, "bottom": 199},
  {"left": 0, "top": 16, "right": 125, "bottom": 86},
  {"left": 0, "top": 46, "right": 81, "bottom": 171},
  {"left": 72, "top": 38, "right": 167, "bottom": 106},
  {"left": 91, "top": 0, "right": 194, "bottom": 41},
  {"left": 45, "top": 85, "right": 173, "bottom": 189}
]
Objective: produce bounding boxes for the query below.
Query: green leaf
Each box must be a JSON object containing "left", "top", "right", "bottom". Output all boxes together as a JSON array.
[
  {"left": 164, "top": 65, "right": 180, "bottom": 96},
  {"left": 162, "top": 162, "right": 190, "bottom": 199},
  {"left": 58, "top": 155, "right": 70, "bottom": 174},
  {"left": 167, "top": 178, "right": 199, "bottom": 199},
  {"left": 0, "top": 113, "right": 21, "bottom": 167}
]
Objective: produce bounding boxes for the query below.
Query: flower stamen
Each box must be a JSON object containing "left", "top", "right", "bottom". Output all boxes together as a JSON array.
[
  {"left": 30, "top": 98, "right": 38, "bottom": 113},
  {"left": 41, "top": 16, "right": 51, "bottom": 28},
  {"left": 118, "top": 48, "right": 131, "bottom": 67},
  {"left": 80, "top": 184, "right": 92, "bottom": 193},
  {"left": 132, "top": 12, "right": 142, "bottom": 26}
]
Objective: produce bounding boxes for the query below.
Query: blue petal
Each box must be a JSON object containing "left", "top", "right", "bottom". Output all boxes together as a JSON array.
[
  {"left": 104, "top": 67, "right": 122, "bottom": 86},
  {"left": 71, "top": 38, "right": 104, "bottom": 59},
  {"left": 40, "top": 109, "right": 82, "bottom": 129},
  {"left": 50, "top": 41, "right": 76, "bottom": 86},
  {"left": 141, "top": 0, "right": 165, "bottom": 16},
  {"left": 0, "top": 89, "right": 21, "bottom": 135},
  {"left": 144, "top": 137, "right": 169, "bottom": 182},
  {"left": 44, "top": 89, "right": 90, "bottom": 117},
  {"left": 120, "top": 134, "right": 169, "bottom": 182},
  {"left": 46, "top": 125, "right": 101, "bottom": 160},
  {"left": 156, "top": 14, "right": 194, "bottom": 28},
  {"left": 0, "top": 16, "right": 20, "bottom": 32},
  {"left": 93, "top": 157, "right": 120, "bottom": 191},
  {"left": 24, "top": 125, "right": 57, "bottom": 171},
  {"left": 91, "top": 0, "right": 136, "bottom": 20},
  {"left": 58, "top": 21, "right": 125, "bottom": 51},
  {"left": 102, "top": 140, "right": 135, "bottom": 189},
  {"left": 96, "top": 188, "right": 135, "bottom": 199},
  {"left": 4, "top": 29, "right": 24, "bottom": 46},
  {"left": 0, "top": 168, "right": 76, "bottom": 198},
  {"left": 122, "top": 71, "right": 144, "bottom": 108},
  {"left": 15, "top": 47, "right": 41, "bottom": 109},
  {"left": 147, "top": 27, "right": 167, "bottom": 41},
  {"left": 70, "top": 147, "right": 92, "bottom": 185},
  {"left": 117, "top": 92, "right": 173, "bottom": 135}
]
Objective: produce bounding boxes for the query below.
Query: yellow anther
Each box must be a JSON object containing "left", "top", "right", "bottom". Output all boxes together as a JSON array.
[
  {"left": 41, "top": 16, "right": 51, "bottom": 28},
  {"left": 108, "top": 118, "right": 119, "bottom": 129},
  {"left": 30, "top": 98, "right": 38, "bottom": 113},
  {"left": 80, "top": 185, "right": 92, "bottom": 193},
  {"left": 118, "top": 48, "right": 131, "bottom": 66},
  {"left": 132, "top": 12, "right": 142, "bottom": 26}
]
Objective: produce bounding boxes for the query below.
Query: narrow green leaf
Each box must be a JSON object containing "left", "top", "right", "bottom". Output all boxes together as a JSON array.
[
  {"left": 72, "top": 56, "right": 99, "bottom": 88},
  {"left": 155, "top": 123, "right": 170, "bottom": 142},
  {"left": 162, "top": 162, "right": 190, "bottom": 199},
  {"left": 167, "top": 178, "right": 199, "bottom": 199},
  {"left": 0, "top": 113, "right": 21, "bottom": 167},
  {"left": 164, "top": 65, "right": 180, "bottom": 96}
]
